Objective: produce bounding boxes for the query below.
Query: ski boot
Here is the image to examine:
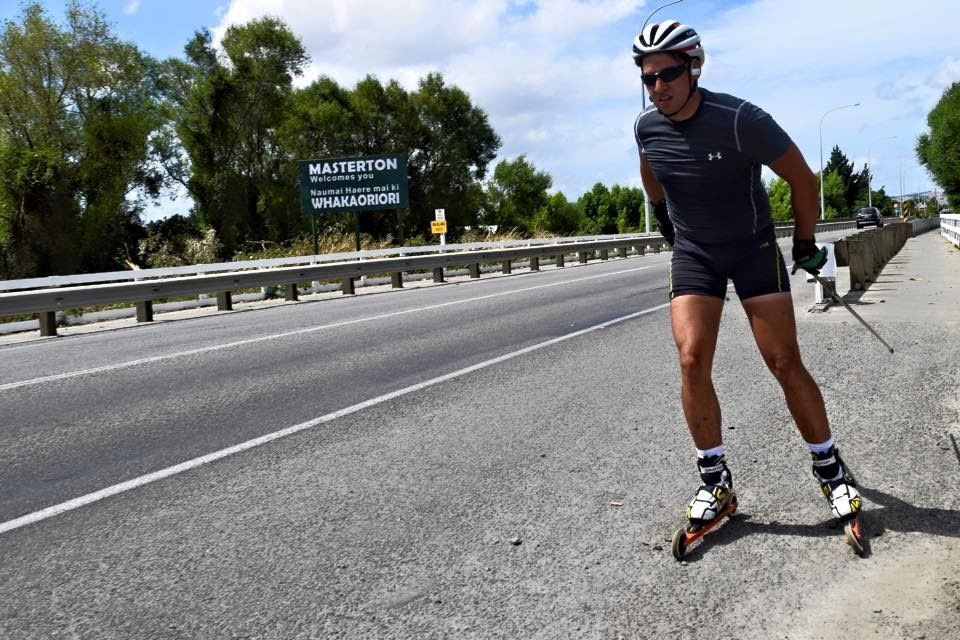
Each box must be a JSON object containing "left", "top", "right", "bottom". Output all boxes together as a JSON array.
[
  {"left": 671, "top": 455, "right": 738, "bottom": 560},
  {"left": 812, "top": 447, "right": 865, "bottom": 556}
]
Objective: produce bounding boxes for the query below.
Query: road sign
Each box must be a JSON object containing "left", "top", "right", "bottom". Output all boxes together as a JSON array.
[
  {"left": 435, "top": 208, "right": 445, "bottom": 221},
  {"left": 299, "top": 154, "right": 408, "bottom": 215},
  {"left": 431, "top": 220, "right": 447, "bottom": 235}
]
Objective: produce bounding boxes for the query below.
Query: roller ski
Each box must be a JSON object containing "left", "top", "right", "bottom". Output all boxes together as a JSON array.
[
  {"left": 812, "top": 446, "right": 865, "bottom": 556},
  {"left": 671, "top": 455, "right": 737, "bottom": 560}
]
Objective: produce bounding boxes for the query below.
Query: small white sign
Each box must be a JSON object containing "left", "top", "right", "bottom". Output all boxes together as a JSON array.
[{"left": 434, "top": 208, "right": 445, "bottom": 221}]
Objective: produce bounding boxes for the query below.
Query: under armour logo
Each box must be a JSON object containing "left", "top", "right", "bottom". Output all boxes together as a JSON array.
[{"left": 708, "top": 152, "right": 723, "bottom": 161}]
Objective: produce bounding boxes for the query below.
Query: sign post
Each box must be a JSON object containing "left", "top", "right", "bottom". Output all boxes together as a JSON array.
[
  {"left": 298, "top": 153, "right": 409, "bottom": 254},
  {"left": 433, "top": 208, "right": 447, "bottom": 247}
]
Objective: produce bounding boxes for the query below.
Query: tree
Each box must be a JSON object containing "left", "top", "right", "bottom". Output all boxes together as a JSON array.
[
  {"left": 610, "top": 185, "right": 645, "bottom": 232},
  {"left": 0, "top": 2, "right": 161, "bottom": 277},
  {"left": 822, "top": 171, "right": 846, "bottom": 219},
  {"left": 577, "top": 183, "right": 618, "bottom": 235},
  {"left": 166, "top": 20, "right": 308, "bottom": 256},
  {"left": 917, "top": 82, "right": 960, "bottom": 208},
  {"left": 282, "top": 72, "right": 500, "bottom": 242},
  {"left": 482, "top": 155, "right": 551, "bottom": 233},
  {"left": 767, "top": 177, "right": 793, "bottom": 221},
  {"left": 824, "top": 145, "right": 867, "bottom": 215},
  {"left": 530, "top": 191, "right": 581, "bottom": 234}
]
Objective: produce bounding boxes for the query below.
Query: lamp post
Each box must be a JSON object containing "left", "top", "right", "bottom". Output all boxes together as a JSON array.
[
  {"left": 640, "top": 0, "right": 684, "bottom": 234},
  {"left": 818, "top": 102, "right": 860, "bottom": 220},
  {"left": 866, "top": 135, "right": 896, "bottom": 208}
]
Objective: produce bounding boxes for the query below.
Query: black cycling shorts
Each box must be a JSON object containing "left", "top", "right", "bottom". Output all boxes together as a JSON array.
[{"left": 668, "top": 226, "right": 791, "bottom": 300}]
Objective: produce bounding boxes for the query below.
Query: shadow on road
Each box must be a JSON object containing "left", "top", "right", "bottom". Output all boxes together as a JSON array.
[
  {"left": 857, "top": 486, "right": 960, "bottom": 539},
  {"left": 676, "top": 486, "right": 960, "bottom": 562}
]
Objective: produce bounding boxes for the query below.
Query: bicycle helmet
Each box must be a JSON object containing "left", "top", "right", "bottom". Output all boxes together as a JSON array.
[{"left": 632, "top": 19, "right": 704, "bottom": 67}]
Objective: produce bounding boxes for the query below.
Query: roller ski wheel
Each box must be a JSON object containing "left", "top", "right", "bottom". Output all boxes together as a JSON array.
[
  {"left": 843, "top": 515, "right": 865, "bottom": 557},
  {"left": 671, "top": 496, "right": 738, "bottom": 561}
]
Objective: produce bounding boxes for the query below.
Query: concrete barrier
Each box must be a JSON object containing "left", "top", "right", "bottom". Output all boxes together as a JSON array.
[{"left": 834, "top": 223, "right": 913, "bottom": 290}]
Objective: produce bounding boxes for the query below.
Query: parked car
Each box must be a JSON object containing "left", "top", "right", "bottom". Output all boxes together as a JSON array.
[{"left": 856, "top": 206, "right": 884, "bottom": 228}]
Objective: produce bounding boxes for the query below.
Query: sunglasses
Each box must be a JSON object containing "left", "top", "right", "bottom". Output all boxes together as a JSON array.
[{"left": 641, "top": 62, "right": 688, "bottom": 87}]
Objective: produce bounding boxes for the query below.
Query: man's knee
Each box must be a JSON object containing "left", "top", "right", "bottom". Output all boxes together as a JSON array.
[
  {"left": 764, "top": 348, "right": 804, "bottom": 382},
  {"left": 678, "top": 346, "right": 713, "bottom": 379}
]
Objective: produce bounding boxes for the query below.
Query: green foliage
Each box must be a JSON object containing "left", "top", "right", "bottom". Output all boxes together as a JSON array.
[
  {"left": 277, "top": 72, "right": 500, "bottom": 244},
  {"left": 609, "top": 185, "right": 645, "bottom": 233},
  {"left": 0, "top": 1, "right": 160, "bottom": 278},
  {"left": 482, "top": 155, "right": 551, "bottom": 233},
  {"left": 536, "top": 192, "right": 583, "bottom": 234},
  {"left": 767, "top": 177, "right": 793, "bottom": 221},
  {"left": 164, "top": 21, "right": 308, "bottom": 257},
  {"left": 824, "top": 145, "right": 869, "bottom": 214},
  {"left": 822, "top": 171, "right": 847, "bottom": 219},
  {"left": 917, "top": 82, "right": 960, "bottom": 208}
]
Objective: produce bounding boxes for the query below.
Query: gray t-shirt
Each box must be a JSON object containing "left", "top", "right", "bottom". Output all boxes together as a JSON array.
[{"left": 634, "top": 88, "right": 791, "bottom": 244}]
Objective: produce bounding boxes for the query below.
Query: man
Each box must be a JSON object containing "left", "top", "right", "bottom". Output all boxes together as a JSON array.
[{"left": 632, "top": 20, "right": 862, "bottom": 536}]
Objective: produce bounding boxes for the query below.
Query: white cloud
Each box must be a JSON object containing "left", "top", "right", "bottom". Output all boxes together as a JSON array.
[{"left": 124, "top": 0, "right": 141, "bottom": 15}]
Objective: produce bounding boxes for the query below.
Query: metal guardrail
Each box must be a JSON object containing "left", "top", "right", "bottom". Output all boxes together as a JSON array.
[
  {"left": 0, "top": 221, "right": 858, "bottom": 337},
  {"left": 0, "top": 233, "right": 657, "bottom": 293},
  {"left": 940, "top": 213, "right": 959, "bottom": 248}
]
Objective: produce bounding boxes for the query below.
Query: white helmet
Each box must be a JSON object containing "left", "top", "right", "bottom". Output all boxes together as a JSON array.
[{"left": 632, "top": 19, "right": 704, "bottom": 67}]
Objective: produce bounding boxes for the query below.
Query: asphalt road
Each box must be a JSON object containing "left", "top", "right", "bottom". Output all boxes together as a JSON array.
[{"left": 1, "top": 232, "right": 958, "bottom": 639}]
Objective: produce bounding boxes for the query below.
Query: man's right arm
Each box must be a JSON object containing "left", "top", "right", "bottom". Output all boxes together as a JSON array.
[{"left": 639, "top": 153, "right": 674, "bottom": 244}]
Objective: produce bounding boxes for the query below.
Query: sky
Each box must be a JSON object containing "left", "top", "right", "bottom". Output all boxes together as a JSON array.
[{"left": 3, "top": 0, "right": 959, "bottom": 222}]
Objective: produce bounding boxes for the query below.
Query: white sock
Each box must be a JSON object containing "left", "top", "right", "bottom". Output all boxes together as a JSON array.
[
  {"left": 806, "top": 437, "right": 835, "bottom": 455},
  {"left": 696, "top": 444, "right": 725, "bottom": 459}
]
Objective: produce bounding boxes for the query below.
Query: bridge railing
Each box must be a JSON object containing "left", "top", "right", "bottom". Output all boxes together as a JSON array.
[
  {"left": 0, "top": 221, "right": 857, "bottom": 337},
  {"left": 940, "top": 212, "right": 960, "bottom": 248}
]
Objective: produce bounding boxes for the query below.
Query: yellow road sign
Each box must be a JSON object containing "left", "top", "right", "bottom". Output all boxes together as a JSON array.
[{"left": 431, "top": 220, "right": 447, "bottom": 234}]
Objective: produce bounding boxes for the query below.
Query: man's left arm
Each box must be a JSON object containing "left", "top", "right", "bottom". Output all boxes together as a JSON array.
[
  {"left": 768, "top": 142, "right": 819, "bottom": 239},
  {"left": 769, "top": 143, "right": 827, "bottom": 274}
]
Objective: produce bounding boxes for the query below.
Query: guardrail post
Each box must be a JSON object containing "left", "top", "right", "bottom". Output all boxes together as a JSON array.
[
  {"left": 578, "top": 251, "right": 588, "bottom": 264},
  {"left": 216, "top": 291, "right": 233, "bottom": 310},
  {"left": 556, "top": 253, "right": 565, "bottom": 268},
  {"left": 529, "top": 256, "right": 540, "bottom": 271},
  {"left": 635, "top": 244, "right": 646, "bottom": 256},
  {"left": 618, "top": 246, "right": 628, "bottom": 259},
  {"left": 433, "top": 267, "right": 444, "bottom": 283},
  {"left": 38, "top": 311, "right": 57, "bottom": 336},
  {"left": 391, "top": 272, "right": 404, "bottom": 288},
  {"left": 468, "top": 263, "right": 480, "bottom": 278},
  {"left": 600, "top": 248, "right": 609, "bottom": 261},
  {"left": 341, "top": 277, "right": 355, "bottom": 295},
  {"left": 502, "top": 260, "right": 512, "bottom": 274},
  {"left": 284, "top": 284, "right": 299, "bottom": 301},
  {"left": 136, "top": 300, "right": 154, "bottom": 323}
]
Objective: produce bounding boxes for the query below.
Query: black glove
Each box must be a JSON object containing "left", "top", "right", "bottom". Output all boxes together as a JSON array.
[
  {"left": 653, "top": 200, "right": 675, "bottom": 245},
  {"left": 791, "top": 236, "right": 827, "bottom": 275}
]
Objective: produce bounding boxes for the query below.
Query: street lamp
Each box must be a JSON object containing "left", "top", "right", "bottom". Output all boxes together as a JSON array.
[
  {"left": 866, "top": 135, "right": 896, "bottom": 208},
  {"left": 819, "top": 102, "right": 860, "bottom": 220},
  {"left": 641, "top": 0, "right": 684, "bottom": 234}
]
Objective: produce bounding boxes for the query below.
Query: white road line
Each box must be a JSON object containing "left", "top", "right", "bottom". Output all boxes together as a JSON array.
[
  {"left": 0, "top": 264, "right": 656, "bottom": 392},
  {"left": 0, "top": 300, "right": 669, "bottom": 535}
]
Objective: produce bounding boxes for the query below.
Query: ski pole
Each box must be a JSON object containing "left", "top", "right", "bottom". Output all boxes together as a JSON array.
[{"left": 802, "top": 269, "right": 895, "bottom": 354}]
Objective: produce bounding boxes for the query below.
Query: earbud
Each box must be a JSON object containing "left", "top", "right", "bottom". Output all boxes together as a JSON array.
[{"left": 691, "top": 67, "right": 701, "bottom": 77}]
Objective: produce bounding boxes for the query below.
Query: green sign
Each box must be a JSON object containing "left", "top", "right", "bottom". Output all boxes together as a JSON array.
[{"left": 299, "top": 153, "right": 408, "bottom": 215}]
